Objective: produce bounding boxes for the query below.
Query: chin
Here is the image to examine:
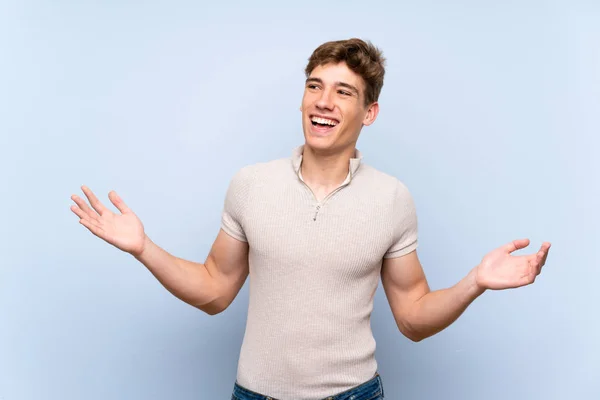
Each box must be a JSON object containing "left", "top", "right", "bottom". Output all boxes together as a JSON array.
[{"left": 303, "top": 130, "right": 337, "bottom": 151}]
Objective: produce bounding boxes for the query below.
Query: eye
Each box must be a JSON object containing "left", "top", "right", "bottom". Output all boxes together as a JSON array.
[
  {"left": 338, "top": 90, "right": 351, "bottom": 96},
  {"left": 307, "top": 84, "right": 320, "bottom": 90}
]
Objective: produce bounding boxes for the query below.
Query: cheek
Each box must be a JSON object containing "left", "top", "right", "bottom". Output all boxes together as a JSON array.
[
  {"left": 340, "top": 106, "right": 365, "bottom": 124},
  {"left": 301, "top": 92, "right": 314, "bottom": 107}
]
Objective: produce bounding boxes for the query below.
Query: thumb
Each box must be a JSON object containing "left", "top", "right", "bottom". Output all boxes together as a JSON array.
[
  {"left": 109, "top": 190, "right": 130, "bottom": 214},
  {"left": 503, "top": 238, "right": 530, "bottom": 253}
]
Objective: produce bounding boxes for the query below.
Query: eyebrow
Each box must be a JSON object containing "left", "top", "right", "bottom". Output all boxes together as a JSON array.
[{"left": 305, "top": 77, "right": 360, "bottom": 96}]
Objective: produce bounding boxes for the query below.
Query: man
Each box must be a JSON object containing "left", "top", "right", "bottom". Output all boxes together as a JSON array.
[{"left": 70, "top": 38, "right": 551, "bottom": 400}]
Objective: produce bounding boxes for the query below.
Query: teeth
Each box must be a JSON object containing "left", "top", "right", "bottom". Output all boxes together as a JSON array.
[{"left": 311, "top": 116, "right": 338, "bottom": 126}]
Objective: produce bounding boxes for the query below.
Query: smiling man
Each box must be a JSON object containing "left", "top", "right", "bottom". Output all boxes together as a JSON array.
[{"left": 70, "top": 38, "right": 551, "bottom": 400}]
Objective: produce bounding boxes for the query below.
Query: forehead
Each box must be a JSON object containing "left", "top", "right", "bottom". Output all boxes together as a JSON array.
[{"left": 308, "top": 62, "right": 365, "bottom": 91}]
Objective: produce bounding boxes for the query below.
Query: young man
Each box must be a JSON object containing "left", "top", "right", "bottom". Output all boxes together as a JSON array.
[{"left": 70, "top": 38, "right": 551, "bottom": 400}]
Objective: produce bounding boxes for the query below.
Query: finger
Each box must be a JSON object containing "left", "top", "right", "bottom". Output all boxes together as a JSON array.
[
  {"left": 528, "top": 248, "right": 549, "bottom": 276},
  {"left": 70, "top": 204, "right": 92, "bottom": 221},
  {"left": 81, "top": 185, "right": 109, "bottom": 216},
  {"left": 503, "top": 238, "right": 530, "bottom": 253},
  {"left": 108, "top": 190, "right": 130, "bottom": 214},
  {"left": 531, "top": 243, "right": 551, "bottom": 271},
  {"left": 540, "top": 242, "right": 551, "bottom": 265},
  {"left": 71, "top": 205, "right": 103, "bottom": 229},
  {"left": 79, "top": 217, "right": 105, "bottom": 238},
  {"left": 71, "top": 195, "right": 100, "bottom": 222},
  {"left": 532, "top": 254, "right": 543, "bottom": 275}
]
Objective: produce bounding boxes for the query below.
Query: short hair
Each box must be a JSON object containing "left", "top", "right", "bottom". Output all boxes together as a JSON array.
[{"left": 305, "top": 38, "right": 386, "bottom": 107}]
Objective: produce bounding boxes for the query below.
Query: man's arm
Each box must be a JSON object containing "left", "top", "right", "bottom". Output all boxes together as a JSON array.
[
  {"left": 381, "top": 250, "right": 483, "bottom": 342},
  {"left": 135, "top": 229, "right": 249, "bottom": 315},
  {"left": 71, "top": 185, "right": 249, "bottom": 316},
  {"left": 381, "top": 239, "right": 550, "bottom": 342}
]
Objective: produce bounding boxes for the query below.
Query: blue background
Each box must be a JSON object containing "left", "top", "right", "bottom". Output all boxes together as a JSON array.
[{"left": 1, "top": 1, "right": 598, "bottom": 399}]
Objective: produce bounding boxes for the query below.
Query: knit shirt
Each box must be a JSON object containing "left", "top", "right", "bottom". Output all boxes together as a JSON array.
[{"left": 221, "top": 145, "right": 418, "bottom": 400}]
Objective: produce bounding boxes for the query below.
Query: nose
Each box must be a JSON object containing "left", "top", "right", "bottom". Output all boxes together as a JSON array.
[{"left": 315, "top": 88, "right": 334, "bottom": 111}]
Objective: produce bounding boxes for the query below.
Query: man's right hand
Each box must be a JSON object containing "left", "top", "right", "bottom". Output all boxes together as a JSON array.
[
  {"left": 70, "top": 184, "right": 250, "bottom": 314},
  {"left": 70, "top": 186, "right": 147, "bottom": 257}
]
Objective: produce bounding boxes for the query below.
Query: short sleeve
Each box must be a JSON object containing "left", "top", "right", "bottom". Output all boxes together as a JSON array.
[
  {"left": 221, "top": 167, "right": 251, "bottom": 242},
  {"left": 384, "top": 180, "right": 419, "bottom": 258}
]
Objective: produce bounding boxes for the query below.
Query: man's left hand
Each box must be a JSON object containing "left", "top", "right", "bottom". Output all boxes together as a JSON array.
[{"left": 475, "top": 239, "right": 551, "bottom": 290}]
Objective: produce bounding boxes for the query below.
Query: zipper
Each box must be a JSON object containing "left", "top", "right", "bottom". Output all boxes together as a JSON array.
[
  {"left": 300, "top": 180, "right": 349, "bottom": 221},
  {"left": 313, "top": 205, "right": 321, "bottom": 221}
]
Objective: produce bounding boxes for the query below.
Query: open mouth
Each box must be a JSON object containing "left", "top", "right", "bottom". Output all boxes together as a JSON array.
[{"left": 310, "top": 115, "right": 339, "bottom": 128}]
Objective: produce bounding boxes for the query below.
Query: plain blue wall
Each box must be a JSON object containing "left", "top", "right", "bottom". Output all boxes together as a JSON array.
[{"left": 1, "top": 1, "right": 598, "bottom": 399}]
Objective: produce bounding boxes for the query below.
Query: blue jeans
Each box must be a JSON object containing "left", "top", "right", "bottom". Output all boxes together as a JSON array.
[{"left": 231, "top": 373, "right": 384, "bottom": 400}]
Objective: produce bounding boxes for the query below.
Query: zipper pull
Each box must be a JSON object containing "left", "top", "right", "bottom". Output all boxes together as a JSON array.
[{"left": 313, "top": 205, "right": 321, "bottom": 221}]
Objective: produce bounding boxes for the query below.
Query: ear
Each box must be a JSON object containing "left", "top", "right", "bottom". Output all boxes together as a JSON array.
[{"left": 362, "top": 102, "right": 379, "bottom": 126}]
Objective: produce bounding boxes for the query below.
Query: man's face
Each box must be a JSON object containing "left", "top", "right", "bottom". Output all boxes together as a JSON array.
[{"left": 301, "top": 62, "right": 379, "bottom": 153}]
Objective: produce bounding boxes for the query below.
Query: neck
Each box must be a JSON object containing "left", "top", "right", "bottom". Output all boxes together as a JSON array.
[{"left": 300, "top": 145, "right": 356, "bottom": 188}]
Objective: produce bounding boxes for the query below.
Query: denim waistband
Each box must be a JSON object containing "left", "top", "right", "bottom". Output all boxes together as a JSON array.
[{"left": 232, "top": 372, "right": 384, "bottom": 400}]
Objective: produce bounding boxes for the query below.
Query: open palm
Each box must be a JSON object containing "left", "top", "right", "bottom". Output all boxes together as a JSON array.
[
  {"left": 476, "top": 239, "right": 551, "bottom": 290},
  {"left": 70, "top": 185, "right": 146, "bottom": 256}
]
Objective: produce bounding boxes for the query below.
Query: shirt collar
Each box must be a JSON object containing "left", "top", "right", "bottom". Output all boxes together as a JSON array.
[{"left": 291, "top": 145, "right": 363, "bottom": 183}]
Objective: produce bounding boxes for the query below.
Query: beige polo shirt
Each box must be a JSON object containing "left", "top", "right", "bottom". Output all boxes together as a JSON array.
[{"left": 221, "top": 145, "right": 418, "bottom": 400}]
